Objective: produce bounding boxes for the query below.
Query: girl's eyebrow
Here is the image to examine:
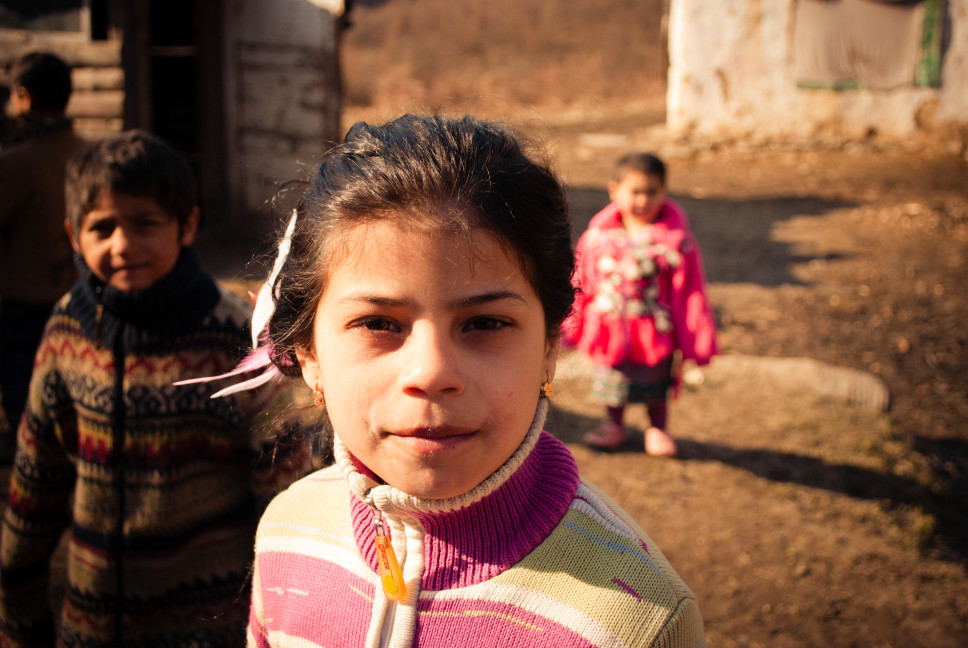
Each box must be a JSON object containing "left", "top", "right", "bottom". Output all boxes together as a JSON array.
[
  {"left": 453, "top": 290, "right": 527, "bottom": 309},
  {"left": 336, "top": 295, "right": 405, "bottom": 307},
  {"left": 336, "top": 290, "right": 527, "bottom": 309}
]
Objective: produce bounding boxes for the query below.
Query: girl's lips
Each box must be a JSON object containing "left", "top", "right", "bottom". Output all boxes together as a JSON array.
[
  {"left": 393, "top": 425, "right": 474, "bottom": 439},
  {"left": 389, "top": 426, "right": 477, "bottom": 452}
]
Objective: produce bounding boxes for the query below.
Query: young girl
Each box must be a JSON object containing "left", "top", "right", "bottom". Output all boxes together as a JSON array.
[
  {"left": 564, "top": 153, "right": 718, "bottom": 457},
  {"left": 226, "top": 115, "right": 705, "bottom": 647}
]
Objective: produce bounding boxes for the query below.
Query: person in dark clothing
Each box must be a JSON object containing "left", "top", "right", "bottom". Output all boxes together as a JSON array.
[{"left": 0, "top": 52, "right": 86, "bottom": 448}]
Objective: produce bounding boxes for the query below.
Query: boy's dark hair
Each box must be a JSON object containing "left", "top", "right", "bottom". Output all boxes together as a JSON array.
[
  {"left": 613, "top": 152, "right": 666, "bottom": 185},
  {"left": 65, "top": 129, "right": 198, "bottom": 234},
  {"left": 267, "top": 113, "right": 575, "bottom": 376},
  {"left": 11, "top": 51, "right": 73, "bottom": 113}
]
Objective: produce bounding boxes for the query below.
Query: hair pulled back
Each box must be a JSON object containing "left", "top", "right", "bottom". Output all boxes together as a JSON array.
[{"left": 268, "top": 113, "right": 575, "bottom": 376}]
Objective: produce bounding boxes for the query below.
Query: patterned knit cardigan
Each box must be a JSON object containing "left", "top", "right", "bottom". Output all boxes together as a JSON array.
[
  {"left": 0, "top": 249, "right": 308, "bottom": 648},
  {"left": 248, "top": 400, "right": 707, "bottom": 648}
]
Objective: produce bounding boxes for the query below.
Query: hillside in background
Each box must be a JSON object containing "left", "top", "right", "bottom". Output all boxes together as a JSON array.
[{"left": 341, "top": 0, "right": 668, "bottom": 120}]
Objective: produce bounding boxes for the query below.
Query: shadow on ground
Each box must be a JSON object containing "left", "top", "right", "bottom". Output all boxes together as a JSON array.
[
  {"left": 546, "top": 400, "right": 968, "bottom": 565},
  {"left": 547, "top": 405, "right": 920, "bottom": 503},
  {"left": 696, "top": 435, "right": 968, "bottom": 565},
  {"left": 912, "top": 434, "right": 968, "bottom": 562},
  {"left": 674, "top": 438, "right": 925, "bottom": 502}
]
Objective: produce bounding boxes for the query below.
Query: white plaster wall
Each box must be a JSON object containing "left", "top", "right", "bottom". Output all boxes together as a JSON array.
[
  {"left": 939, "top": 0, "right": 968, "bottom": 122},
  {"left": 223, "top": 0, "right": 343, "bottom": 226},
  {"left": 667, "top": 0, "right": 968, "bottom": 144}
]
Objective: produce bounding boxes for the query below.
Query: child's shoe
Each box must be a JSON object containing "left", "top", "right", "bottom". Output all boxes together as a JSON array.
[
  {"left": 644, "top": 427, "right": 678, "bottom": 457},
  {"left": 583, "top": 422, "right": 626, "bottom": 450}
]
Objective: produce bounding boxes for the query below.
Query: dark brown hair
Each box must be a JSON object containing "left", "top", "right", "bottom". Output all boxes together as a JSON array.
[
  {"left": 65, "top": 129, "right": 197, "bottom": 234},
  {"left": 613, "top": 152, "right": 666, "bottom": 185},
  {"left": 11, "top": 51, "right": 72, "bottom": 113}
]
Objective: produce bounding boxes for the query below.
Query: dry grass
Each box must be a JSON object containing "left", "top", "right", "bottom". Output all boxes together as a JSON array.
[{"left": 342, "top": 0, "right": 668, "bottom": 118}]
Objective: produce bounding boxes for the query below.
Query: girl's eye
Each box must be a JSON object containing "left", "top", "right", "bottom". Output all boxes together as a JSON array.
[
  {"left": 355, "top": 317, "right": 399, "bottom": 333},
  {"left": 464, "top": 317, "right": 510, "bottom": 332}
]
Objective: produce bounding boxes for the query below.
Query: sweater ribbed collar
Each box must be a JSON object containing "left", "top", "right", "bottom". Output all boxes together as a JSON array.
[
  {"left": 336, "top": 399, "right": 581, "bottom": 590},
  {"left": 69, "top": 247, "right": 221, "bottom": 347}
]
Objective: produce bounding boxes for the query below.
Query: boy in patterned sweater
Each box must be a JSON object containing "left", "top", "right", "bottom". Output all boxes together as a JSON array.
[{"left": 0, "top": 130, "right": 309, "bottom": 647}]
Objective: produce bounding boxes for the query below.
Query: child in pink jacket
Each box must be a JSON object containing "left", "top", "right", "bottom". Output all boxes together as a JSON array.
[{"left": 563, "top": 153, "right": 717, "bottom": 456}]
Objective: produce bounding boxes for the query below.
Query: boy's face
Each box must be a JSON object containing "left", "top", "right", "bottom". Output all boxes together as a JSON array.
[
  {"left": 608, "top": 170, "right": 666, "bottom": 226},
  {"left": 67, "top": 192, "right": 199, "bottom": 292}
]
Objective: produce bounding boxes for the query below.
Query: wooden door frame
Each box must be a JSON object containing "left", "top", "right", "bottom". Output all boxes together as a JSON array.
[{"left": 117, "top": 0, "right": 226, "bottom": 228}]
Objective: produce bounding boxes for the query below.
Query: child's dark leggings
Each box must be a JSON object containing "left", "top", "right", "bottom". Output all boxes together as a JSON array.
[{"left": 607, "top": 402, "right": 669, "bottom": 431}]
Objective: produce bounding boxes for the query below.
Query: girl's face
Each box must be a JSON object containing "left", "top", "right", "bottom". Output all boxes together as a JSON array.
[
  {"left": 298, "top": 218, "right": 556, "bottom": 500},
  {"left": 608, "top": 170, "right": 666, "bottom": 226}
]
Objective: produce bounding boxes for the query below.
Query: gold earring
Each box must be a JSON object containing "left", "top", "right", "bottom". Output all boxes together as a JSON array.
[
  {"left": 312, "top": 377, "right": 325, "bottom": 407},
  {"left": 541, "top": 371, "right": 553, "bottom": 398}
]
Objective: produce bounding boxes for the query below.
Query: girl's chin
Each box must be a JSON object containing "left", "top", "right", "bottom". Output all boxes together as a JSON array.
[{"left": 379, "top": 459, "right": 489, "bottom": 500}]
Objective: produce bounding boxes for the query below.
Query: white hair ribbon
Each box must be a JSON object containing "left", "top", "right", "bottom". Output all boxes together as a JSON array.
[{"left": 173, "top": 208, "right": 298, "bottom": 398}]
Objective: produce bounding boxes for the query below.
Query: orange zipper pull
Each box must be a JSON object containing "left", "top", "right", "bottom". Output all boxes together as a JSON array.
[{"left": 373, "top": 516, "right": 406, "bottom": 600}]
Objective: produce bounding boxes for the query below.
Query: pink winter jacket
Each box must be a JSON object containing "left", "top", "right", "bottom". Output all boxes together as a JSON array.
[{"left": 562, "top": 199, "right": 718, "bottom": 370}]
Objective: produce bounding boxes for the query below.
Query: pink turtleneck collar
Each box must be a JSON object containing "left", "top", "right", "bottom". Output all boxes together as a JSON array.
[{"left": 335, "top": 401, "right": 581, "bottom": 591}]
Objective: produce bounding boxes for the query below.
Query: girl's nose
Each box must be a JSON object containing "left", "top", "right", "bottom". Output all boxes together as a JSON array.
[{"left": 400, "top": 323, "right": 464, "bottom": 397}]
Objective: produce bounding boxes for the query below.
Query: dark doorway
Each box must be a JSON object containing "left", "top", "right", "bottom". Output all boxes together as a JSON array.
[
  {"left": 149, "top": 0, "right": 197, "bottom": 161},
  {"left": 123, "top": 0, "right": 226, "bottom": 228}
]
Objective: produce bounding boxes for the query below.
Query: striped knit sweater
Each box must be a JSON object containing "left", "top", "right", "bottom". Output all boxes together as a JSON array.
[
  {"left": 248, "top": 401, "right": 706, "bottom": 648},
  {"left": 0, "top": 249, "right": 309, "bottom": 648}
]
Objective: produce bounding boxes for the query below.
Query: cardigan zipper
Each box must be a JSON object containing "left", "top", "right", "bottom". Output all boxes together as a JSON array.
[
  {"left": 111, "top": 322, "right": 127, "bottom": 646},
  {"left": 94, "top": 284, "right": 104, "bottom": 348},
  {"left": 364, "top": 493, "right": 406, "bottom": 601}
]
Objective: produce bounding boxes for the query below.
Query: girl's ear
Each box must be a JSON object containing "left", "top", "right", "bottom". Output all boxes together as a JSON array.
[
  {"left": 543, "top": 337, "right": 559, "bottom": 385},
  {"left": 295, "top": 346, "right": 320, "bottom": 391}
]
